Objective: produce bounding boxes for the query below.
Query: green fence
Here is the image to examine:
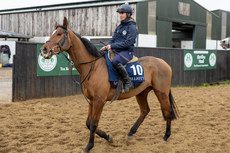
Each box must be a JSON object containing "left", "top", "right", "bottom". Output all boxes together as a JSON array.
[{"left": 12, "top": 42, "right": 230, "bottom": 101}]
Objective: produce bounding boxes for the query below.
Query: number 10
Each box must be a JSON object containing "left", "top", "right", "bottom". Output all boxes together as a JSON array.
[{"left": 130, "top": 65, "right": 143, "bottom": 75}]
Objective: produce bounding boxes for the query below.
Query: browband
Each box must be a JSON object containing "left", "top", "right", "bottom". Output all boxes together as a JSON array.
[{"left": 56, "top": 25, "right": 67, "bottom": 30}]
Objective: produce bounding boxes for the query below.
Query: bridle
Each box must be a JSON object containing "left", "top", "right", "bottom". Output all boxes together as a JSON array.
[
  {"left": 45, "top": 25, "right": 104, "bottom": 65},
  {"left": 43, "top": 25, "right": 105, "bottom": 105},
  {"left": 45, "top": 25, "right": 70, "bottom": 55}
]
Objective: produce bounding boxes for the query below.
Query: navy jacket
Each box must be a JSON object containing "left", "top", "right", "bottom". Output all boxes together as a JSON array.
[{"left": 109, "top": 19, "right": 138, "bottom": 52}]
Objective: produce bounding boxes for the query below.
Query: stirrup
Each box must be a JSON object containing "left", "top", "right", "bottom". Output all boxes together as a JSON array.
[{"left": 121, "top": 82, "right": 133, "bottom": 93}]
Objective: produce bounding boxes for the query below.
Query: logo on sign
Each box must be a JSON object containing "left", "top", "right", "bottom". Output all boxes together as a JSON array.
[
  {"left": 184, "top": 53, "right": 193, "bottom": 68},
  {"left": 38, "top": 54, "right": 57, "bottom": 72},
  {"left": 209, "top": 53, "right": 216, "bottom": 67}
]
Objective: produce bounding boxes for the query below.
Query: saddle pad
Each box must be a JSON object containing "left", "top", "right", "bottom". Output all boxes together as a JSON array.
[{"left": 104, "top": 51, "right": 145, "bottom": 88}]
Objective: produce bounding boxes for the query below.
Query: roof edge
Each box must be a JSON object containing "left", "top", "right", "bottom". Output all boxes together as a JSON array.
[{"left": 0, "top": 0, "right": 148, "bottom": 15}]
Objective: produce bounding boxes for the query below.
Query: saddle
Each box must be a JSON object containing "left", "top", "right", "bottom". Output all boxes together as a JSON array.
[{"left": 104, "top": 51, "right": 145, "bottom": 89}]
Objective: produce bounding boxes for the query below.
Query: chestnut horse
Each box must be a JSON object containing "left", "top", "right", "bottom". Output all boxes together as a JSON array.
[{"left": 40, "top": 17, "right": 178, "bottom": 153}]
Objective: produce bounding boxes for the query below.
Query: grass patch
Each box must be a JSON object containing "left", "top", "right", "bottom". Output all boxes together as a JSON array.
[{"left": 200, "top": 80, "right": 230, "bottom": 87}]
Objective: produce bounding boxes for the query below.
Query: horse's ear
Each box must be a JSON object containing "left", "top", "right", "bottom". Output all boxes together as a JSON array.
[
  {"left": 55, "top": 22, "right": 58, "bottom": 29},
  {"left": 63, "top": 17, "right": 68, "bottom": 29}
]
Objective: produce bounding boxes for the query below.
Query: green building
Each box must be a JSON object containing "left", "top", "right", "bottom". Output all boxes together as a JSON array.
[
  {"left": 0, "top": 0, "right": 229, "bottom": 49},
  {"left": 136, "top": 0, "right": 230, "bottom": 49}
]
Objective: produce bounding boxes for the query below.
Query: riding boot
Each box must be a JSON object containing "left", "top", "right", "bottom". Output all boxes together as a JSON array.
[{"left": 114, "top": 63, "right": 133, "bottom": 93}]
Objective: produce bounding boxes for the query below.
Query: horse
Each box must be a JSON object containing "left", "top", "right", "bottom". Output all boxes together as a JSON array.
[
  {"left": 220, "top": 37, "right": 230, "bottom": 49},
  {"left": 40, "top": 17, "right": 178, "bottom": 153}
]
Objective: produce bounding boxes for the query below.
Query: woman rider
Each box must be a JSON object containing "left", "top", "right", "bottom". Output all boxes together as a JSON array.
[{"left": 101, "top": 3, "right": 138, "bottom": 93}]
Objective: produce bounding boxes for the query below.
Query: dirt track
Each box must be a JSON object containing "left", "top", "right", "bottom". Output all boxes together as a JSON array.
[{"left": 0, "top": 85, "right": 230, "bottom": 153}]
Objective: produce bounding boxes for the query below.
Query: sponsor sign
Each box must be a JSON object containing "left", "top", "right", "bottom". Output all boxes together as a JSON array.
[
  {"left": 37, "top": 44, "right": 79, "bottom": 76},
  {"left": 184, "top": 50, "right": 216, "bottom": 70}
]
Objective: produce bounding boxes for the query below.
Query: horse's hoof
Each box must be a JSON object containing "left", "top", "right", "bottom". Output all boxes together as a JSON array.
[
  {"left": 163, "top": 135, "right": 170, "bottom": 141},
  {"left": 108, "top": 135, "right": 113, "bottom": 143},
  {"left": 81, "top": 148, "right": 89, "bottom": 153},
  {"left": 126, "top": 135, "right": 135, "bottom": 146},
  {"left": 128, "top": 135, "right": 133, "bottom": 141}
]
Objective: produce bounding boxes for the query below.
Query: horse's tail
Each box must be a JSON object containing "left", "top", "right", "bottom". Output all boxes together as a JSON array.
[{"left": 169, "top": 90, "right": 179, "bottom": 120}]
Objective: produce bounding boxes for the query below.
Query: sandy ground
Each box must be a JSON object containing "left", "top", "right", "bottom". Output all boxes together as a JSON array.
[
  {"left": 0, "top": 68, "right": 12, "bottom": 103},
  {"left": 0, "top": 84, "right": 230, "bottom": 153}
]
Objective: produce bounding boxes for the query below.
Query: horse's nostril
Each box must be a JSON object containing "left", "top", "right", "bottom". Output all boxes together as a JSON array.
[{"left": 42, "top": 47, "right": 48, "bottom": 54}]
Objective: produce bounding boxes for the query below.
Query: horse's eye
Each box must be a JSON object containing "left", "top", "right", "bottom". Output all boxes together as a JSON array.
[{"left": 57, "top": 33, "right": 62, "bottom": 36}]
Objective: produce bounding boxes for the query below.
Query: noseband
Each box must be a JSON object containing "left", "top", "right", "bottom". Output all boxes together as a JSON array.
[{"left": 46, "top": 25, "right": 69, "bottom": 54}]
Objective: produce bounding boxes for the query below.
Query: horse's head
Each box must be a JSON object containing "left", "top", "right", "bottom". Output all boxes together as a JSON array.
[
  {"left": 220, "top": 37, "right": 230, "bottom": 50},
  {"left": 40, "top": 17, "right": 72, "bottom": 59}
]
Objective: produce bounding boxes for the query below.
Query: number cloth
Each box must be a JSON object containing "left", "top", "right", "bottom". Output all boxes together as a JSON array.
[{"left": 104, "top": 51, "right": 145, "bottom": 88}]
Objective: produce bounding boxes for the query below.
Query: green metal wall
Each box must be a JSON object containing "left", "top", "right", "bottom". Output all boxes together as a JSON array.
[
  {"left": 136, "top": 1, "right": 148, "bottom": 34},
  {"left": 193, "top": 26, "right": 206, "bottom": 49},
  {"left": 211, "top": 11, "right": 221, "bottom": 40},
  {"left": 156, "top": 20, "right": 172, "bottom": 47},
  {"left": 156, "top": 0, "right": 207, "bottom": 49},
  {"left": 136, "top": 0, "right": 230, "bottom": 48},
  {"left": 211, "top": 10, "right": 222, "bottom": 40},
  {"left": 156, "top": 0, "right": 206, "bottom": 26},
  {"left": 227, "top": 13, "right": 230, "bottom": 37},
  {"left": 212, "top": 10, "right": 230, "bottom": 39}
]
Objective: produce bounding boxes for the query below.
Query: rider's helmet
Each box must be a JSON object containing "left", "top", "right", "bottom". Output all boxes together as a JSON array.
[{"left": 116, "top": 3, "right": 133, "bottom": 16}]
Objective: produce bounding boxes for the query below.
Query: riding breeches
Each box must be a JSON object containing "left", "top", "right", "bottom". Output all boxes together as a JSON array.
[{"left": 112, "top": 51, "right": 133, "bottom": 66}]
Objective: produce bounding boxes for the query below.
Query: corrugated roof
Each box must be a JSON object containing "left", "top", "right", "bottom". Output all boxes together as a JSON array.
[{"left": 0, "top": 30, "right": 33, "bottom": 39}]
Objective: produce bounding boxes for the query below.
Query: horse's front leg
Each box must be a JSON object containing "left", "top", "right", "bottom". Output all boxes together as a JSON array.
[
  {"left": 83, "top": 96, "right": 105, "bottom": 153},
  {"left": 86, "top": 118, "right": 113, "bottom": 142}
]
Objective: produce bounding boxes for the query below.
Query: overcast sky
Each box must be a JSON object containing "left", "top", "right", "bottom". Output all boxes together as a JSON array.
[{"left": 0, "top": 0, "right": 229, "bottom": 11}]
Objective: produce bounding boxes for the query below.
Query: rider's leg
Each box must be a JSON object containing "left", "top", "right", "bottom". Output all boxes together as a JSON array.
[
  {"left": 112, "top": 51, "right": 133, "bottom": 93},
  {"left": 114, "top": 63, "right": 133, "bottom": 93}
]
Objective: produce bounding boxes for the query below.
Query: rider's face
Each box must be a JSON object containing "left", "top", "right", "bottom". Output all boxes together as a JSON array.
[{"left": 119, "top": 12, "right": 127, "bottom": 21}]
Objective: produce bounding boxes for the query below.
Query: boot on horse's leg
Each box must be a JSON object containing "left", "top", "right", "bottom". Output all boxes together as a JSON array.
[{"left": 114, "top": 63, "right": 133, "bottom": 93}]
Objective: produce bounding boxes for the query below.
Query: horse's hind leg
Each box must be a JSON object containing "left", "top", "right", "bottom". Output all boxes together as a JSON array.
[
  {"left": 153, "top": 89, "right": 178, "bottom": 141},
  {"left": 128, "top": 87, "right": 152, "bottom": 138}
]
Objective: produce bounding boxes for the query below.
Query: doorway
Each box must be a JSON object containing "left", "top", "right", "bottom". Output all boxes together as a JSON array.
[{"left": 172, "top": 22, "right": 194, "bottom": 48}]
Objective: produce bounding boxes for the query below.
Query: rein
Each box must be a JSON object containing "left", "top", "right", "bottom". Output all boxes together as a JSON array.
[
  {"left": 46, "top": 25, "right": 104, "bottom": 85},
  {"left": 45, "top": 25, "right": 119, "bottom": 106},
  {"left": 62, "top": 52, "right": 119, "bottom": 106},
  {"left": 61, "top": 52, "right": 104, "bottom": 105},
  {"left": 61, "top": 52, "right": 104, "bottom": 85}
]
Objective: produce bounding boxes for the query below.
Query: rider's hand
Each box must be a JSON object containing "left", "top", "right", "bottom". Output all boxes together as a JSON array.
[
  {"left": 100, "top": 45, "right": 111, "bottom": 51},
  {"left": 106, "top": 45, "right": 111, "bottom": 51},
  {"left": 100, "top": 46, "right": 106, "bottom": 51}
]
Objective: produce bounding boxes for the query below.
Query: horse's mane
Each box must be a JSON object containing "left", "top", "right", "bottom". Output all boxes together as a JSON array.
[{"left": 73, "top": 31, "right": 104, "bottom": 57}]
